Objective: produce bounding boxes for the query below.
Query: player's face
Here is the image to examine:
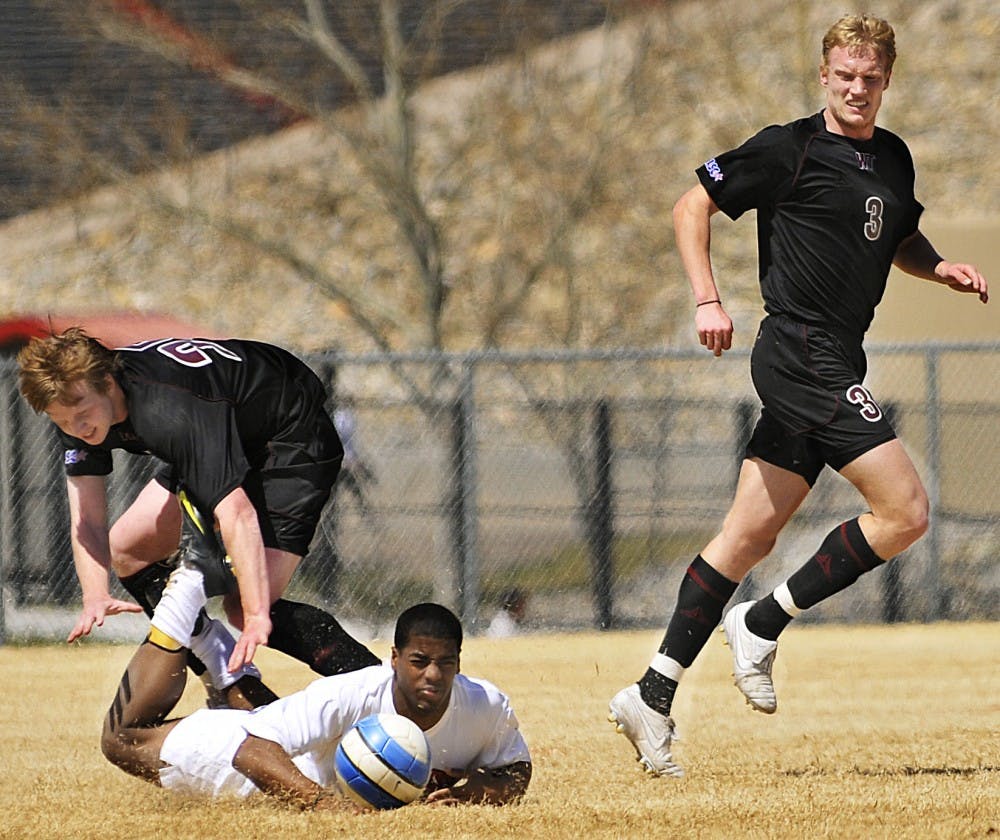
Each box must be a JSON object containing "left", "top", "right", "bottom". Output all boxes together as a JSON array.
[
  {"left": 391, "top": 634, "right": 460, "bottom": 726},
  {"left": 820, "top": 45, "right": 890, "bottom": 140},
  {"left": 45, "top": 378, "right": 119, "bottom": 445}
]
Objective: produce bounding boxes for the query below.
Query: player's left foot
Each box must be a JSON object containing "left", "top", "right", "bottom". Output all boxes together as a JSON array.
[
  {"left": 723, "top": 601, "right": 778, "bottom": 714},
  {"left": 190, "top": 614, "right": 263, "bottom": 690},
  {"left": 608, "top": 684, "right": 684, "bottom": 778}
]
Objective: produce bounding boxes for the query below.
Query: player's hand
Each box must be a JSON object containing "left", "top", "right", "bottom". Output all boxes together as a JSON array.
[
  {"left": 422, "top": 786, "right": 465, "bottom": 806},
  {"left": 695, "top": 301, "right": 734, "bottom": 356},
  {"left": 938, "top": 261, "right": 988, "bottom": 303},
  {"left": 66, "top": 597, "right": 144, "bottom": 643},
  {"left": 229, "top": 613, "right": 271, "bottom": 671},
  {"left": 420, "top": 770, "right": 463, "bottom": 806}
]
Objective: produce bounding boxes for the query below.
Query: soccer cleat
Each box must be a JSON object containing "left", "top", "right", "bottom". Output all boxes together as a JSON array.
[
  {"left": 190, "top": 614, "right": 262, "bottom": 691},
  {"left": 723, "top": 601, "right": 778, "bottom": 714},
  {"left": 608, "top": 684, "right": 684, "bottom": 778}
]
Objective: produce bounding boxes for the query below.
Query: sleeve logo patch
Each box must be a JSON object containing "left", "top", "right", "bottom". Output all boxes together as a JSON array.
[
  {"left": 64, "top": 449, "right": 87, "bottom": 465},
  {"left": 705, "top": 158, "right": 724, "bottom": 182}
]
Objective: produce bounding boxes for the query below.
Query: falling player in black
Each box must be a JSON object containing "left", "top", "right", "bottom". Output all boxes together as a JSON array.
[
  {"left": 18, "top": 329, "right": 379, "bottom": 690},
  {"left": 609, "top": 14, "right": 989, "bottom": 778}
]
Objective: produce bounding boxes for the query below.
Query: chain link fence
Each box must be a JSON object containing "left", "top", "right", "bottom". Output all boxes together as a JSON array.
[{"left": 2, "top": 343, "right": 998, "bottom": 644}]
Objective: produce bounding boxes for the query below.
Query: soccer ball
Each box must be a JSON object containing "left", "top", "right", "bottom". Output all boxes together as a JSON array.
[{"left": 334, "top": 713, "right": 432, "bottom": 810}]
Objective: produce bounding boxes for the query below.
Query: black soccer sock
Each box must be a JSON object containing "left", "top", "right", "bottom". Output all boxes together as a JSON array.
[
  {"left": 267, "top": 599, "right": 381, "bottom": 676},
  {"left": 118, "top": 559, "right": 178, "bottom": 619},
  {"left": 743, "top": 593, "right": 793, "bottom": 641},
  {"left": 747, "top": 517, "right": 886, "bottom": 640},
  {"left": 638, "top": 669, "right": 678, "bottom": 718},
  {"left": 638, "top": 555, "right": 739, "bottom": 716},
  {"left": 119, "top": 558, "right": 206, "bottom": 676}
]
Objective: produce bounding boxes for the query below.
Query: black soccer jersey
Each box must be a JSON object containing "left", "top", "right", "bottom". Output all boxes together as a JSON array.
[
  {"left": 59, "top": 338, "right": 331, "bottom": 512},
  {"left": 696, "top": 111, "right": 924, "bottom": 347}
]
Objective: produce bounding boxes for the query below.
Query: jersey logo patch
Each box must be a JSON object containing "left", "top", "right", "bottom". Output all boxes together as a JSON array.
[
  {"left": 704, "top": 158, "right": 724, "bottom": 182},
  {"left": 855, "top": 152, "right": 876, "bottom": 172},
  {"left": 64, "top": 449, "right": 87, "bottom": 465}
]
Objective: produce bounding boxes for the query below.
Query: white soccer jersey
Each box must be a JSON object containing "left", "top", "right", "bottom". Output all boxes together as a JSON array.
[{"left": 158, "top": 664, "right": 530, "bottom": 798}]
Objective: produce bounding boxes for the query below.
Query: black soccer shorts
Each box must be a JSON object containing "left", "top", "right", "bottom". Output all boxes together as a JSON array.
[
  {"left": 745, "top": 315, "right": 897, "bottom": 485},
  {"left": 242, "top": 398, "right": 344, "bottom": 558}
]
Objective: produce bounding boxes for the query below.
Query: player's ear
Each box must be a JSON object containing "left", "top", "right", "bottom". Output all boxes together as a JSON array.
[{"left": 390, "top": 646, "right": 399, "bottom": 669}]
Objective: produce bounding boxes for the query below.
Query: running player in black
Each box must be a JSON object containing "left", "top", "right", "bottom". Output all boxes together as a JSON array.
[
  {"left": 609, "top": 14, "right": 988, "bottom": 778},
  {"left": 17, "top": 329, "right": 380, "bottom": 697}
]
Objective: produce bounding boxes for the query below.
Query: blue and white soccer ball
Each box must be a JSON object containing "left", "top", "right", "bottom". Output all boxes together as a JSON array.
[{"left": 334, "top": 713, "right": 432, "bottom": 810}]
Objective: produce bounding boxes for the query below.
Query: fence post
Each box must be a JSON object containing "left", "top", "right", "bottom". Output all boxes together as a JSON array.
[
  {"left": 449, "top": 365, "right": 480, "bottom": 629},
  {"left": 879, "top": 402, "right": 904, "bottom": 623},
  {"left": 732, "top": 400, "right": 756, "bottom": 601},
  {"left": 0, "top": 365, "right": 12, "bottom": 644},
  {"left": 590, "top": 398, "right": 615, "bottom": 630},
  {"left": 734, "top": 399, "right": 756, "bottom": 491},
  {"left": 923, "top": 349, "right": 945, "bottom": 619},
  {"left": 45, "top": 425, "right": 72, "bottom": 604},
  {"left": 314, "top": 360, "right": 341, "bottom": 605},
  {"left": 6, "top": 388, "right": 28, "bottom": 610}
]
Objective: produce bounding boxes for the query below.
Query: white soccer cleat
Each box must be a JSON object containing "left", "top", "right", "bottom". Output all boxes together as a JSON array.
[
  {"left": 608, "top": 684, "right": 684, "bottom": 778},
  {"left": 190, "top": 615, "right": 262, "bottom": 693},
  {"left": 723, "top": 601, "right": 778, "bottom": 714}
]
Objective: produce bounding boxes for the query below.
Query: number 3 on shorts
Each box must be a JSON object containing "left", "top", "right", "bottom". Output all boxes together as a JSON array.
[{"left": 846, "top": 384, "right": 883, "bottom": 422}]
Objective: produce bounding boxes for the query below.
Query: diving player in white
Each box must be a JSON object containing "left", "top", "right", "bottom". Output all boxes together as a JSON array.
[{"left": 101, "top": 602, "right": 531, "bottom": 810}]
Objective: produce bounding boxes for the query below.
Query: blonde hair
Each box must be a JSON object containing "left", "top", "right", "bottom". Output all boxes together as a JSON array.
[
  {"left": 822, "top": 14, "right": 896, "bottom": 74},
  {"left": 17, "top": 327, "right": 119, "bottom": 413}
]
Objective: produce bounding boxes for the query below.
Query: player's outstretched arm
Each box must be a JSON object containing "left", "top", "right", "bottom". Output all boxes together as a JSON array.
[
  {"left": 422, "top": 761, "right": 532, "bottom": 806},
  {"left": 66, "top": 475, "right": 144, "bottom": 643},
  {"left": 893, "top": 230, "right": 989, "bottom": 303},
  {"left": 231, "top": 734, "right": 351, "bottom": 811}
]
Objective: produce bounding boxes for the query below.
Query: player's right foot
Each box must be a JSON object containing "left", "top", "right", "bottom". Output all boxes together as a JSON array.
[
  {"left": 190, "top": 615, "right": 261, "bottom": 686},
  {"left": 723, "top": 601, "right": 778, "bottom": 714},
  {"left": 608, "top": 684, "right": 684, "bottom": 778}
]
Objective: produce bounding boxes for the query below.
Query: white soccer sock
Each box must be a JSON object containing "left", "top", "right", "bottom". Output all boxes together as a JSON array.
[
  {"left": 774, "top": 581, "right": 804, "bottom": 618},
  {"left": 650, "top": 652, "right": 685, "bottom": 682},
  {"left": 189, "top": 617, "right": 262, "bottom": 690},
  {"left": 150, "top": 565, "right": 207, "bottom": 648}
]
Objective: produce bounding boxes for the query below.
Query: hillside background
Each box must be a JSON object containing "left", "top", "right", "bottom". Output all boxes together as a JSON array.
[{"left": 0, "top": 0, "right": 997, "bottom": 354}]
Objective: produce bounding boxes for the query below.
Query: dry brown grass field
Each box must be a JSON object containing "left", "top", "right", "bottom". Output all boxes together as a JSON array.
[{"left": 0, "top": 622, "right": 997, "bottom": 840}]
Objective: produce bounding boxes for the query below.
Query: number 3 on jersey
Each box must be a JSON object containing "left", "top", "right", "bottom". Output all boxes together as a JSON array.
[
  {"left": 864, "top": 196, "right": 884, "bottom": 241},
  {"left": 846, "top": 384, "right": 883, "bottom": 422}
]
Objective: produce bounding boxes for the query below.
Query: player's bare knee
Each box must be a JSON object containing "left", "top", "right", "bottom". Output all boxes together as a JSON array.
[
  {"left": 717, "top": 517, "right": 780, "bottom": 566},
  {"left": 897, "top": 487, "right": 929, "bottom": 541},
  {"left": 722, "top": 521, "right": 778, "bottom": 564},
  {"left": 108, "top": 533, "right": 150, "bottom": 579},
  {"left": 899, "top": 501, "right": 929, "bottom": 546}
]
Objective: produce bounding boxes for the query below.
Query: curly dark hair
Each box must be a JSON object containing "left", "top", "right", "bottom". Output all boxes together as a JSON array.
[{"left": 394, "top": 603, "right": 463, "bottom": 652}]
